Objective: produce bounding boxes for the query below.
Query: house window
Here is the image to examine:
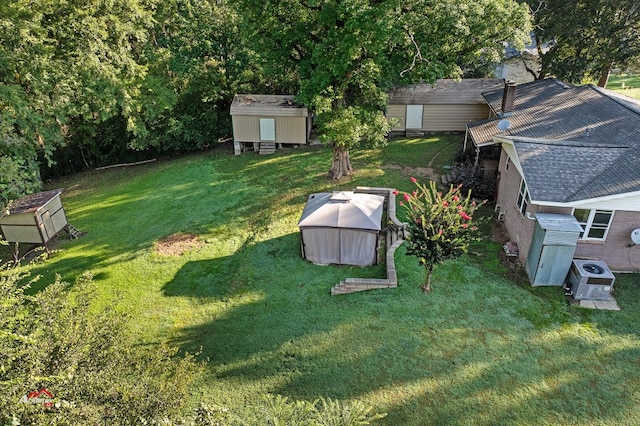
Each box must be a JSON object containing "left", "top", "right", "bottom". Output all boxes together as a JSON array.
[
  {"left": 259, "top": 118, "right": 276, "bottom": 141},
  {"left": 573, "top": 209, "right": 614, "bottom": 240},
  {"left": 516, "top": 179, "right": 529, "bottom": 216}
]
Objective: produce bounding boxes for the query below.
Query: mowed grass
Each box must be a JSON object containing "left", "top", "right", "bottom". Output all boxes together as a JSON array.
[
  {"left": 607, "top": 73, "right": 640, "bottom": 100},
  {"left": 14, "top": 137, "right": 640, "bottom": 424}
]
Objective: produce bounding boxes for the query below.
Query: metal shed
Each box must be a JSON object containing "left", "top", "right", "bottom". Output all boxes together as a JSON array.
[
  {"left": 298, "top": 191, "right": 384, "bottom": 266},
  {"left": 387, "top": 79, "right": 504, "bottom": 135},
  {"left": 525, "top": 213, "right": 584, "bottom": 286},
  {"left": 0, "top": 189, "right": 68, "bottom": 247},
  {"left": 230, "top": 94, "right": 312, "bottom": 155}
]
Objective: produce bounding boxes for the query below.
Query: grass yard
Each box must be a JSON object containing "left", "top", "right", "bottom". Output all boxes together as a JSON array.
[
  {"left": 607, "top": 73, "right": 640, "bottom": 100},
  {"left": 10, "top": 136, "right": 640, "bottom": 424}
]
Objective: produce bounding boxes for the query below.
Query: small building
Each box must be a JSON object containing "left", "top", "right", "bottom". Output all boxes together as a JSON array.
[
  {"left": 386, "top": 79, "right": 505, "bottom": 136},
  {"left": 467, "top": 78, "right": 640, "bottom": 272},
  {"left": 0, "top": 189, "right": 68, "bottom": 247},
  {"left": 298, "top": 191, "right": 385, "bottom": 266},
  {"left": 230, "top": 94, "right": 312, "bottom": 155}
]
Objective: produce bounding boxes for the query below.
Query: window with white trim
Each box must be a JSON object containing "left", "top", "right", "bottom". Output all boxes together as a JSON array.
[
  {"left": 516, "top": 179, "right": 529, "bottom": 216},
  {"left": 259, "top": 118, "right": 276, "bottom": 141},
  {"left": 573, "top": 209, "right": 614, "bottom": 241}
]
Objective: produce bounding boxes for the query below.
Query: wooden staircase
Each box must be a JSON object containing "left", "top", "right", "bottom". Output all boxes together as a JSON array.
[
  {"left": 258, "top": 142, "right": 276, "bottom": 155},
  {"left": 66, "top": 223, "right": 83, "bottom": 239},
  {"left": 331, "top": 187, "right": 407, "bottom": 295}
]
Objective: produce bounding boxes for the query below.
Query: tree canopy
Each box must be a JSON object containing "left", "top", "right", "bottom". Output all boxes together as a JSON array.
[
  {"left": 527, "top": 0, "right": 640, "bottom": 86},
  {"left": 233, "top": 0, "right": 531, "bottom": 178}
]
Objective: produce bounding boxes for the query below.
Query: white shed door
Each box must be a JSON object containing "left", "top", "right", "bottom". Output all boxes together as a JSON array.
[
  {"left": 406, "top": 105, "right": 423, "bottom": 129},
  {"left": 259, "top": 118, "right": 276, "bottom": 141}
]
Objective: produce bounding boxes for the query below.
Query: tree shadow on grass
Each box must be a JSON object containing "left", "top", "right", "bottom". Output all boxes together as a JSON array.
[{"left": 163, "top": 236, "right": 640, "bottom": 425}]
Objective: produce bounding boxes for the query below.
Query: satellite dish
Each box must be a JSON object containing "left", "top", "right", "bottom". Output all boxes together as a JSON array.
[
  {"left": 497, "top": 119, "right": 511, "bottom": 131},
  {"left": 631, "top": 229, "right": 640, "bottom": 245}
]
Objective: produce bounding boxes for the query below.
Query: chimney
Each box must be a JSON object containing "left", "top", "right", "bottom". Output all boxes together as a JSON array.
[{"left": 501, "top": 80, "right": 517, "bottom": 115}]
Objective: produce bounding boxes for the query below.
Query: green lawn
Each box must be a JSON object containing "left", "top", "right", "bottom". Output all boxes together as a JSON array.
[
  {"left": 12, "top": 137, "right": 640, "bottom": 424},
  {"left": 607, "top": 73, "right": 640, "bottom": 100}
]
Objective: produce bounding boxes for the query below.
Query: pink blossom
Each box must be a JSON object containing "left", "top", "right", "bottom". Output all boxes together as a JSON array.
[
  {"left": 403, "top": 193, "right": 411, "bottom": 202},
  {"left": 461, "top": 223, "right": 469, "bottom": 229},
  {"left": 471, "top": 226, "right": 478, "bottom": 231},
  {"left": 399, "top": 201, "right": 404, "bottom": 206},
  {"left": 460, "top": 211, "right": 471, "bottom": 221},
  {"left": 471, "top": 201, "right": 476, "bottom": 207},
  {"left": 453, "top": 195, "right": 459, "bottom": 202},
  {"left": 412, "top": 190, "right": 417, "bottom": 197},
  {"left": 410, "top": 176, "right": 417, "bottom": 183},
  {"left": 438, "top": 229, "right": 443, "bottom": 235},
  {"left": 443, "top": 201, "right": 449, "bottom": 207},
  {"left": 392, "top": 189, "right": 399, "bottom": 195}
]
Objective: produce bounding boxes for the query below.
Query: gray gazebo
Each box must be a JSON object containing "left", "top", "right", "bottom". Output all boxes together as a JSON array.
[{"left": 298, "top": 191, "right": 385, "bottom": 266}]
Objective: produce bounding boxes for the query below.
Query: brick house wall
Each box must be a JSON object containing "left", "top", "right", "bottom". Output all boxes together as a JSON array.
[{"left": 495, "top": 150, "right": 640, "bottom": 272}]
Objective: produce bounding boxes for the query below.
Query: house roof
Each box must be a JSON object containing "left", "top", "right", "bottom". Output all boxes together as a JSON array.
[
  {"left": 230, "top": 94, "right": 308, "bottom": 117},
  {"left": 7, "top": 189, "right": 63, "bottom": 215},
  {"left": 298, "top": 191, "right": 384, "bottom": 231},
  {"left": 388, "top": 79, "right": 505, "bottom": 105},
  {"left": 468, "top": 79, "right": 640, "bottom": 204}
]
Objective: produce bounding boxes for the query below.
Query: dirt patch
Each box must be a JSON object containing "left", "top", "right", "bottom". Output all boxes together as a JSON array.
[
  {"left": 383, "top": 163, "right": 438, "bottom": 181},
  {"left": 154, "top": 233, "right": 203, "bottom": 256}
]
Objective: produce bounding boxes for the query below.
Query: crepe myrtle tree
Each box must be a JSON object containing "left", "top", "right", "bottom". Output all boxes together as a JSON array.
[{"left": 399, "top": 178, "right": 483, "bottom": 293}]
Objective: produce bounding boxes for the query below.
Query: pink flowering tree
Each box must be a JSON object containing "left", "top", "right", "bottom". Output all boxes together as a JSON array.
[{"left": 399, "top": 178, "right": 484, "bottom": 293}]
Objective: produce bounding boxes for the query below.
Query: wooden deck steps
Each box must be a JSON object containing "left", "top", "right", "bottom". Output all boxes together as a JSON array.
[
  {"left": 259, "top": 142, "right": 276, "bottom": 155},
  {"left": 65, "top": 223, "right": 84, "bottom": 239},
  {"left": 331, "top": 187, "right": 407, "bottom": 295}
]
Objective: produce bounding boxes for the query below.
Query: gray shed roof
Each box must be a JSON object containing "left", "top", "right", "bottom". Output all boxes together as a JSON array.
[
  {"left": 388, "top": 79, "right": 504, "bottom": 105},
  {"left": 534, "top": 213, "right": 584, "bottom": 233},
  {"left": 230, "top": 94, "right": 308, "bottom": 117},
  {"left": 7, "top": 189, "right": 63, "bottom": 214},
  {"left": 298, "top": 192, "right": 384, "bottom": 231},
  {"left": 468, "top": 79, "right": 640, "bottom": 203}
]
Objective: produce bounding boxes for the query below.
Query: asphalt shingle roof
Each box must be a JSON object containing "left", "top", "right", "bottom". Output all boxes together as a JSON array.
[{"left": 467, "top": 79, "right": 640, "bottom": 203}]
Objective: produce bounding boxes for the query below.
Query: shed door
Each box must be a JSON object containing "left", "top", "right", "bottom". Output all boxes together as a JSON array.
[
  {"left": 406, "top": 105, "right": 423, "bottom": 129},
  {"left": 41, "top": 210, "right": 54, "bottom": 241},
  {"left": 259, "top": 118, "right": 276, "bottom": 141}
]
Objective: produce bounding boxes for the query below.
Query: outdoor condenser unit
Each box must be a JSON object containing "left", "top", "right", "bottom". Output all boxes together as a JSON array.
[{"left": 566, "top": 260, "right": 615, "bottom": 301}]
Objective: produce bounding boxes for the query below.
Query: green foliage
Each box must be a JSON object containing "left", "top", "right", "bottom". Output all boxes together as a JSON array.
[
  {"left": 317, "top": 107, "right": 390, "bottom": 150},
  {"left": 0, "top": 262, "right": 201, "bottom": 424},
  {"left": 0, "top": 138, "right": 41, "bottom": 211},
  {"left": 400, "top": 178, "right": 484, "bottom": 290},
  {"left": 528, "top": 0, "right": 640, "bottom": 85},
  {"left": 449, "top": 164, "right": 496, "bottom": 200},
  {"left": 183, "top": 395, "right": 386, "bottom": 425}
]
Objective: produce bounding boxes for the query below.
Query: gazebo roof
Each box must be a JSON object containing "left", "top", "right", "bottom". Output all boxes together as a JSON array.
[{"left": 298, "top": 191, "right": 384, "bottom": 231}]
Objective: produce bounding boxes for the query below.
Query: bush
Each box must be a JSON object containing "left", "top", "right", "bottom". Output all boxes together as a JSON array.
[
  {"left": 449, "top": 164, "right": 495, "bottom": 200},
  {"left": 0, "top": 262, "right": 202, "bottom": 424}
]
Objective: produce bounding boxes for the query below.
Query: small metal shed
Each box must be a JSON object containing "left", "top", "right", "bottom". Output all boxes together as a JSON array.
[
  {"left": 230, "top": 94, "right": 312, "bottom": 155},
  {"left": 386, "top": 79, "right": 504, "bottom": 135},
  {"left": 298, "top": 191, "right": 384, "bottom": 266},
  {"left": 525, "top": 213, "right": 584, "bottom": 286},
  {"left": 0, "top": 189, "right": 68, "bottom": 246}
]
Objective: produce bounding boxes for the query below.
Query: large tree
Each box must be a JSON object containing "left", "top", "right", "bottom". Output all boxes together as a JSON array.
[
  {"left": 527, "top": 0, "right": 640, "bottom": 86},
  {"left": 233, "top": 0, "right": 531, "bottom": 179}
]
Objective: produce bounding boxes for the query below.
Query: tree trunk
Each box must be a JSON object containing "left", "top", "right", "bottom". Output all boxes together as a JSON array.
[
  {"left": 597, "top": 61, "right": 614, "bottom": 88},
  {"left": 328, "top": 144, "right": 352, "bottom": 180},
  {"left": 422, "top": 265, "right": 433, "bottom": 293}
]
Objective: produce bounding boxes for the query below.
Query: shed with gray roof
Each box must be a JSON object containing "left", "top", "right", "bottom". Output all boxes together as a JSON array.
[
  {"left": 387, "top": 79, "right": 504, "bottom": 135},
  {"left": 230, "top": 94, "right": 312, "bottom": 155}
]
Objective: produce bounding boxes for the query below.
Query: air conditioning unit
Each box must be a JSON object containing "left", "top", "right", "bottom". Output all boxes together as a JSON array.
[{"left": 566, "top": 260, "right": 615, "bottom": 301}]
